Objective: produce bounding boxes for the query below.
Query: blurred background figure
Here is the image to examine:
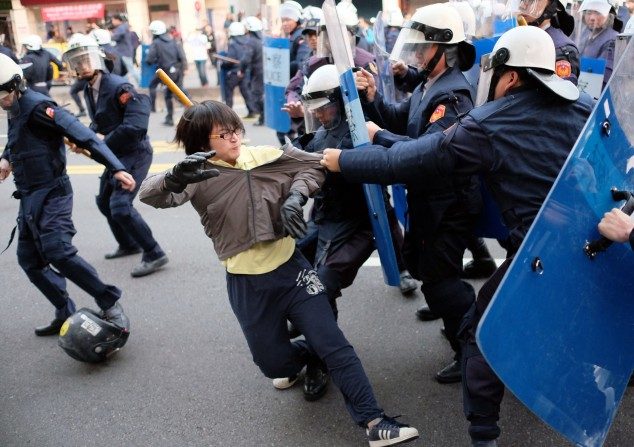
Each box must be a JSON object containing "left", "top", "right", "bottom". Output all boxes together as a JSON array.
[
  {"left": 20, "top": 34, "right": 63, "bottom": 97},
  {"left": 110, "top": 13, "right": 139, "bottom": 85},
  {"left": 187, "top": 28, "right": 210, "bottom": 87},
  {"left": 244, "top": 16, "right": 264, "bottom": 124}
]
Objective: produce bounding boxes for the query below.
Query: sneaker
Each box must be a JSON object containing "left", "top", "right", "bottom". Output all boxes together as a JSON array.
[
  {"left": 272, "top": 374, "right": 300, "bottom": 390},
  {"left": 101, "top": 302, "right": 130, "bottom": 331},
  {"left": 367, "top": 415, "right": 419, "bottom": 447},
  {"left": 399, "top": 271, "right": 418, "bottom": 295},
  {"left": 131, "top": 255, "right": 169, "bottom": 278}
]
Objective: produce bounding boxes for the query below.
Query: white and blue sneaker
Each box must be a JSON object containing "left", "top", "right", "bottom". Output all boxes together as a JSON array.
[{"left": 367, "top": 415, "right": 419, "bottom": 447}]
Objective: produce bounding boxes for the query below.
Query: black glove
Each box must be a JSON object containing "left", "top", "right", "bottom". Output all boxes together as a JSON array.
[
  {"left": 164, "top": 151, "right": 219, "bottom": 193},
  {"left": 280, "top": 191, "right": 308, "bottom": 239}
]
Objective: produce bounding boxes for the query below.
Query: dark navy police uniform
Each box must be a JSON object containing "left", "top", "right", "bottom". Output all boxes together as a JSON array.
[
  {"left": 84, "top": 72, "right": 166, "bottom": 263},
  {"left": 337, "top": 86, "right": 593, "bottom": 443},
  {"left": 1, "top": 89, "right": 127, "bottom": 318}
]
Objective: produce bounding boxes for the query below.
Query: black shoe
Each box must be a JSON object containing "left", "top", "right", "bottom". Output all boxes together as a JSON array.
[
  {"left": 287, "top": 320, "right": 301, "bottom": 339},
  {"left": 105, "top": 246, "right": 142, "bottom": 259},
  {"left": 366, "top": 415, "right": 419, "bottom": 447},
  {"left": 162, "top": 117, "right": 174, "bottom": 126},
  {"left": 243, "top": 112, "right": 257, "bottom": 119},
  {"left": 34, "top": 318, "right": 66, "bottom": 336},
  {"left": 101, "top": 302, "right": 130, "bottom": 331},
  {"left": 461, "top": 258, "right": 497, "bottom": 279},
  {"left": 131, "top": 255, "right": 169, "bottom": 278},
  {"left": 415, "top": 304, "right": 440, "bottom": 321},
  {"left": 303, "top": 363, "right": 329, "bottom": 401},
  {"left": 399, "top": 270, "right": 417, "bottom": 295},
  {"left": 435, "top": 360, "right": 462, "bottom": 384},
  {"left": 253, "top": 120, "right": 265, "bottom": 126},
  {"left": 75, "top": 110, "right": 86, "bottom": 118}
]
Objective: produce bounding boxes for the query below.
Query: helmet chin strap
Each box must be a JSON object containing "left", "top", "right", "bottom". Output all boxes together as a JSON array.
[{"left": 419, "top": 46, "right": 444, "bottom": 83}]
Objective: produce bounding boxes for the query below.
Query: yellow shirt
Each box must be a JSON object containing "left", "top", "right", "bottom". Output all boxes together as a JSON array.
[{"left": 212, "top": 146, "right": 296, "bottom": 275}]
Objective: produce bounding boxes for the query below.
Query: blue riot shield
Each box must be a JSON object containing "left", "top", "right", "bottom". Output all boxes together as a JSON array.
[
  {"left": 578, "top": 57, "right": 606, "bottom": 100},
  {"left": 477, "top": 39, "right": 634, "bottom": 447},
  {"left": 322, "top": 0, "right": 400, "bottom": 286},
  {"left": 263, "top": 37, "right": 291, "bottom": 133}
]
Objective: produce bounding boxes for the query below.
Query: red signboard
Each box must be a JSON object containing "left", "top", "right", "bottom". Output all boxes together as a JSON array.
[{"left": 41, "top": 3, "right": 105, "bottom": 22}]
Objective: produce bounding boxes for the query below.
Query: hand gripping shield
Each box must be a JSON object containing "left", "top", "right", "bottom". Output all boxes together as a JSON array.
[
  {"left": 477, "top": 39, "right": 634, "bottom": 447},
  {"left": 322, "top": 0, "right": 400, "bottom": 286}
]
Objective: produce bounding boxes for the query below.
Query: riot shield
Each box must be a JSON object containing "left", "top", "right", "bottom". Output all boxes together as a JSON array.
[
  {"left": 262, "top": 4, "right": 291, "bottom": 133},
  {"left": 477, "top": 38, "right": 634, "bottom": 447},
  {"left": 322, "top": 0, "right": 400, "bottom": 286},
  {"left": 372, "top": 11, "right": 396, "bottom": 105},
  {"left": 578, "top": 56, "right": 606, "bottom": 99}
]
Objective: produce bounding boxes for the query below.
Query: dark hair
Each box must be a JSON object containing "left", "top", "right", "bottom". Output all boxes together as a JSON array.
[{"left": 174, "top": 100, "right": 245, "bottom": 155}]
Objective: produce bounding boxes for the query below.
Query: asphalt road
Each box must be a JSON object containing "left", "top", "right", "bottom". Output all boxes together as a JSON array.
[{"left": 0, "top": 90, "right": 631, "bottom": 447}]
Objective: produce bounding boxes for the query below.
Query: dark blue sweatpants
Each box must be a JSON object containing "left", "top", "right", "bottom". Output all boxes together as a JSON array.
[{"left": 226, "top": 249, "right": 383, "bottom": 426}]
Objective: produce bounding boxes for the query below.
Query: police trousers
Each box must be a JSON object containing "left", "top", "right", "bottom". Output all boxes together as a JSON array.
[
  {"left": 226, "top": 249, "right": 383, "bottom": 426},
  {"left": 95, "top": 147, "right": 164, "bottom": 262}
]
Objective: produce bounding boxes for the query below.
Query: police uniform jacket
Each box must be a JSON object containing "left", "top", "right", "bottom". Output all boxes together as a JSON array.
[
  {"left": 0, "top": 45, "right": 18, "bottom": 63},
  {"left": 1, "top": 89, "right": 125, "bottom": 232},
  {"left": 338, "top": 87, "right": 594, "bottom": 252},
  {"left": 545, "top": 25, "right": 580, "bottom": 85},
  {"left": 83, "top": 72, "right": 151, "bottom": 158},
  {"left": 222, "top": 35, "right": 253, "bottom": 75},
  {"left": 578, "top": 26, "right": 618, "bottom": 86},
  {"left": 20, "top": 50, "right": 53, "bottom": 91},
  {"left": 146, "top": 34, "right": 187, "bottom": 80},
  {"left": 289, "top": 26, "right": 311, "bottom": 77}
]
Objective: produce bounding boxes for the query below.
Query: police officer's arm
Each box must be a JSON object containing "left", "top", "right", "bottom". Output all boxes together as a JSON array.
[
  {"left": 355, "top": 67, "right": 410, "bottom": 134},
  {"left": 326, "top": 115, "right": 494, "bottom": 185},
  {"left": 49, "top": 53, "right": 63, "bottom": 70},
  {"left": 103, "top": 85, "right": 150, "bottom": 152},
  {"left": 0, "top": 146, "right": 11, "bottom": 180},
  {"left": 30, "top": 104, "right": 126, "bottom": 173}
]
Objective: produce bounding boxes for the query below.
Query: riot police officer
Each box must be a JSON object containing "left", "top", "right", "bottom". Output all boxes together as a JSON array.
[
  {"left": 0, "top": 53, "right": 132, "bottom": 335},
  {"left": 63, "top": 38, "right": 168, "bottom": 278},
  {"left": 90, "top": 28, "right": 127, "bottom": 76},
  {"left": 19, "top": 35, "right": 62, "bottom": 96},
  {"left": 221, "top": 22, "right": 255, "bottom": 116},
  {"left": 321, "top": 25, "right": 593, "bottom": 446},
  {"left": 355, "top": 3, "right": 481, "bottom": 383},
  {"left": 146, "top": 20, "right": 187, "bottom": 126},
  {"left": 244, "top": 17, "right": 264, "bottom": 123}
]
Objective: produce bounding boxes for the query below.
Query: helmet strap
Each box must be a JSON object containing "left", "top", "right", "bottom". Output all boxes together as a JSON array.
[{"left": 419, "top": 46, "right": 444, "bottom": 83}]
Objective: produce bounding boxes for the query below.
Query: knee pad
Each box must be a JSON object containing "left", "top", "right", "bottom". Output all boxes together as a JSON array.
[{"left": 39, "top": 231, "right": 77, "bottom": 264}]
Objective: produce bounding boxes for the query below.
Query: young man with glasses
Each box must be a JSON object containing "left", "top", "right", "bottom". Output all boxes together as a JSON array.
[{"left": 139, "top": 100, "right": 420, "bottom": 447}]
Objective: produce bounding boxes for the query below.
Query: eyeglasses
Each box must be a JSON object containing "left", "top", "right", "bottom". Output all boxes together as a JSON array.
[{"left": 210, "top": 129, "right": 245, "bottom": 140}]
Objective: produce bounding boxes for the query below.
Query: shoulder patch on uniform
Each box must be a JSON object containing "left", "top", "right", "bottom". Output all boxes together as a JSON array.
[
  {"left": 45, "top": 107, "right": 55, "bottom": 119},
  {"left": 366, "top": 62, "right": 378, "bottom": 75},
  {"left": 429, "top": 105, "right": 446, "bottom": 123},
  {"left": 118, "top": 91, "right": 133, "bottom": 105},
  {"left": 555, "top": 60, "right": 572, "bottom": 79}
]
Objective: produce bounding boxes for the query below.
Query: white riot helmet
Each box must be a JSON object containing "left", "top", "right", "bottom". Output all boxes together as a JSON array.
[
  {"left": 22, "top": 35, "right": 42, "bottom": 51},
  {"left": 475, "top": 25, "right": 580, "bottom": 105},
  {"left": 0, "top": 53, "right": 24, "bottom": 100},
  {"left": 336, "top": 0, "right": 360, "bottom": 29},
  {"left": 149, "top": 20, "right": 167, "bottom": 36},
  {"left": 63, "top": 34, "right": 107, "bottom": 79},
  {"left": 390, "top": 3, "right": 476, "bottom": 75},
  {"left": 385, "top": 9, "right": 405, "bottom": 28},
  {"left": 228, "top": 21, "right": 246, "bottom": 37},
  {"left": 244, "top": 16, "right": 263, "bottom": 32},
  {"left": 90, "top": 28, "right": 113, "bottom": 46},
  {"left": 280, "top": 0, "right": 303, "bottom": 21},
  {"left": 449, "top": 1, "right": 477, "bottom": 38},
  {"left": 302, "top": 7, "right": 323, "bottom": 35},
  {"left": 301, "top": 64, "right": 343, "bottom": 133}
]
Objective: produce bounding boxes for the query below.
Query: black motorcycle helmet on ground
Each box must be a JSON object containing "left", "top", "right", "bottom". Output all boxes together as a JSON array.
[{"left": 58, "top": 308, "right": 130, "bottom": 363}]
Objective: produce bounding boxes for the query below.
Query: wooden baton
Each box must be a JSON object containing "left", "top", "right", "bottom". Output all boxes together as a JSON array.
[{"left": 156, "top": 69, "right": 193, "bottom": 107}]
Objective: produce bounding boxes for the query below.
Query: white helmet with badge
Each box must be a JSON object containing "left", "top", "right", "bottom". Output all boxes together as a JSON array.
[
  {"left": 301, "top": 64, "right": 343, "bottom": 133},
  {"left": 390, "top": 3, "right": 476, "bottom": 74},
  {"left": 62, "top": 34, "right": 107, "bottom": 79},
  {"left": 475, "top": 25, "right": 580, "bottom": 105}
]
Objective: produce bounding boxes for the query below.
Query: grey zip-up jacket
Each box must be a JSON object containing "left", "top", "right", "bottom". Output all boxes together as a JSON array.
[{"left": 139, "top": 144, "right": 324, "bottom": 260}]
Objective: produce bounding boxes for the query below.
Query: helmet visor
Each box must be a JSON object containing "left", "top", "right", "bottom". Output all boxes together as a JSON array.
[
  {"left": 316, "top": 27, "right": 331, "bottom": 58},
  {"left": 506, "top": 0, "right": 547, "bottom": 21},
  {"left": 301, "top": 87, "right": 342, "bottom": 134},
  {"left": 63, "top": 47, "right": 106, "bottom": 78},
  {"left": 390, "top": 33, "right": 435, "bottom": 69},
  {"left": 475, "top": 52, "right": 497, "bottom": 106}
]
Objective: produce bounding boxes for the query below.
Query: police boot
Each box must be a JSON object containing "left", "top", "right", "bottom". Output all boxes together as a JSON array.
[
  {"left": 35, "top": 298, "right": 76, "bottom": 336},
  {"left": 415, "top": 304, "right": 440, "bottom": 321},
  {"left": 101, "top": 302, "right": 130, "bottom": 331},
  {"left": 436, "top": 359, "right": 462, "bottom": 384},
  {"left": 462, "top": 238, "right": 497, "bottom": 279},
  {"left": 162, "top": 116, "right": 174, "bottom": 126}
]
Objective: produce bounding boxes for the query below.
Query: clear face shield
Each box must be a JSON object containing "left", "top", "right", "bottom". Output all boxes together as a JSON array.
[
  {"left": 316, "top": 27, "right": 356, "bottom": 60},
  {"left": 301, "top": 88, "right": 343, "bottom": 134},
  {"left": 63, "top": 46, "right": 107, "bottom": 79},
  {"left": 474, "top": 47, "right": 510, "bottom": 105},
  {"left": 0, "top": 74, "right": 23, "bottom": 118},
  {"left": 390, "top": 38, "right": 435, "bottom": 70}
]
